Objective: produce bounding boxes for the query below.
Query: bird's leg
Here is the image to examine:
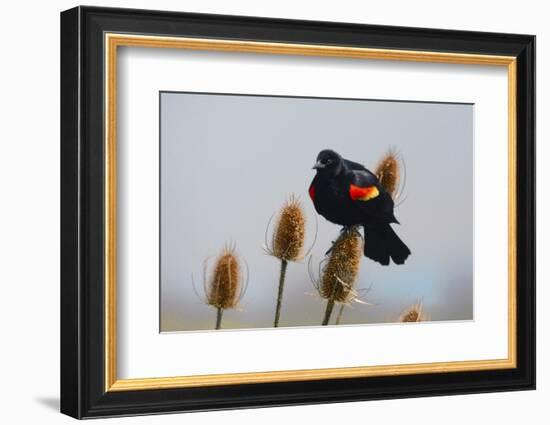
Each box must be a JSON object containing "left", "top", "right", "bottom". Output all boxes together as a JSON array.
[
  {"left": 325, "top": 226, "right": 353, "bottom": 256},
  {"left": 340, "top": 225, "right": 354, "bottom": 236}
]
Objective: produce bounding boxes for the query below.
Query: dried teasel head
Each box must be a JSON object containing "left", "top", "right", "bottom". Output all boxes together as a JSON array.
[
  {"left": 206, "top": 244, "right": 242, "bottom": 310},
  {"left": 375, "top": 149, "right": 400, "bottom": 199},
  {"left": 318, "top": 227, "right": 362, "bottom": 304},
  {"left": 270, "top": 195, "right": 306, "bottom": 262},
  {"left": 399, "top": 303, "right": 426, "bottom": 322}
]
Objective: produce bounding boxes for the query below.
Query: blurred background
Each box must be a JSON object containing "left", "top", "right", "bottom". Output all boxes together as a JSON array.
[{"left": 160, "top": 92, "right": 473, "bottom": 331}]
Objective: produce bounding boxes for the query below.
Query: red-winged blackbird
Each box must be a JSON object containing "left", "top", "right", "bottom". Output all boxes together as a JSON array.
[{"left": 309, "top": 149, "right": 411, "bottom": 265}]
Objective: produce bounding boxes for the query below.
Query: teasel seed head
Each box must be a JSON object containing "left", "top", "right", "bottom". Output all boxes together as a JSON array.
[
  {"left": 375, "top": 149, "right": 400, "bottom": 199},
  {"left": 206, "top": 244, "right": 242, "bottom": 310},
  {"left": 270, "top": 194, "right": 306, "bottom": 262},
  {"left": 319, "top": 227, "right": 362, "bottom": 304},
  {"left": 399, "top": 303, "right": 426, "bottom": 322}
]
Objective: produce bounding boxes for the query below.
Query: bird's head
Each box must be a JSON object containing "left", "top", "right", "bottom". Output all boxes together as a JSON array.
[{"left": 313, "top": 149, "right": 344, "bottom": 177}]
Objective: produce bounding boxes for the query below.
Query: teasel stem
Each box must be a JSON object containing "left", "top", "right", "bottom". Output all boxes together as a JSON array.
[
  {"left": 215, "top": 307, "right": 224, "bottom": 330},
  {"left": 335, "top": 304, "right": 346, "bottom": 325},
  {"left": 274, "top": 260, "right": 288, "bottom": 327},
  {"left": 264, "top": 195, "right": 307, "bottom": 328},
  {"left": 322, "top": 296, "right": 336, "bottom": 326}
]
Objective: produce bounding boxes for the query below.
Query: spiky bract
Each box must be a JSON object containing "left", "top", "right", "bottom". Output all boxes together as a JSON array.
[
  {"left": 399, "top": 303, "right": 426, "bottom": 322},
  {"left": 206, "top": 245, "right": 241, "bottom": 310},
  {"left": 320, "top": 227, "right": 362, "bottom": 304},
  {"left": 375, "top": 149, "right": 400, "bottom": 199},
  {"left": 272, "top": 195, "right": 306, "bottom": 262}
]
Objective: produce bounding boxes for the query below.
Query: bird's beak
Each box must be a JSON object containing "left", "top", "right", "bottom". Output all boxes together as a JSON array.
[{"left": 312, "top": 161, "right": 325, "bottom": 169}]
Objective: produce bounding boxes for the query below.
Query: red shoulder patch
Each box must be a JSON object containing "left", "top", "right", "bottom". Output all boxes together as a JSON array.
[
  {"left": 349, "top": 184, "right": 379, "bottom": 201},
  {"left": 308, "top": 185, "right": 315, "bottom": 201}
]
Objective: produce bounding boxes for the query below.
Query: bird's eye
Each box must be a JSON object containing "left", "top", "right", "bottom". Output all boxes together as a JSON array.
[{"left": 326, "top": 159, "right": 332, "bottom": 164}]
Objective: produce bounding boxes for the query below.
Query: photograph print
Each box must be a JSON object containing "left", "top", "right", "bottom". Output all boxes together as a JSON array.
[{"left": 160, "top": 92, "right": 473, "bottom": 332}]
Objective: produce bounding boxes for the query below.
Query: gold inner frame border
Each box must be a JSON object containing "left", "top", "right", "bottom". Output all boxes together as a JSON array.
[{"left": 104, "top": 33, "right": 517, "bottom": 392}]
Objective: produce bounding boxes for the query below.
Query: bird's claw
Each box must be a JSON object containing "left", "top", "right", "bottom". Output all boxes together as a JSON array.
[
  {"left": 325, "top": 226, "right": 355, "bottom": 256},
  {"left": 340, "top": 226, "right": 354, "bottom": 235}
]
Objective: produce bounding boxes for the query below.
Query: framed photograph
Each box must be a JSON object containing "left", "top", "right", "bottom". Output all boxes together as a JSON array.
[{"left": 60, "top": 6, "right": 535, "bottom": 419}]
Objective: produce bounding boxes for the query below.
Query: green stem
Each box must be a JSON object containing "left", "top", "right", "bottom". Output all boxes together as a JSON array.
[
  {"left": 335, "top": 304, "right": 345, "bottom": 325},
  {"left": 274, "top": 260, "right": 288, "bottom": 328},
  {"left": 215, "top": 307, "right": 224, "bottom": 330},
  {"left": 322, "top": 297, "right": 336, "bottom": 326}
]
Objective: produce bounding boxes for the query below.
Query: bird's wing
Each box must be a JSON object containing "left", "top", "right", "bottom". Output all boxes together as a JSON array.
[
  {"left": 348, "top": 170, "right": 382, "bottom": 201},
  {"left": 344, "top": 160, "right": 379, "bottom": 183},
  {"left": 348, "top": 170, "right": 398, "bottom": 223},
  {"left": 343, "top": 158, "right": 368, "bottom": 171}
]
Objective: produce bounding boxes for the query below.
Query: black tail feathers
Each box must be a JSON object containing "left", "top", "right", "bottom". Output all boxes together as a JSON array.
[{"left": 363, "top": 224, "right": 411, "bottom": 266}]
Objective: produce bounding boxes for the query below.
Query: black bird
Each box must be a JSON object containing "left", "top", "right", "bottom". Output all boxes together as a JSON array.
[{"left": 309, "top": 149, "right": 411, "bottom": 265}]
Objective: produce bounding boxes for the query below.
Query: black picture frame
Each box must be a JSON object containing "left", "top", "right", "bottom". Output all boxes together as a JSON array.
[{"left": 61, "top": 5, "right": 535, "bottom": 419}]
